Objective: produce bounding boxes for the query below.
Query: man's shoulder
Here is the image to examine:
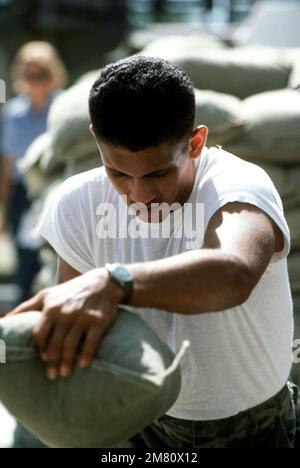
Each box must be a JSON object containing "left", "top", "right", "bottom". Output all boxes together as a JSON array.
[
  {"left": 204, "top": 146, "right": 254, "bottom": 169},
  {"left": 202, "top": 146, "right": 272, "bottom": 184},
  {"left": 198, "top": 146, "right": 283, "bottom": 209}
]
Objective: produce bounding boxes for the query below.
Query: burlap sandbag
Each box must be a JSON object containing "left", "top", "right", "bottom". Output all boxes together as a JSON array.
[
  {"left": 195, "top": 89, "right": 244, "bottom": 146},
  {"left": 141, "top": 34, "right": 226, "bottom": 57},
  {"left": 142, "top": 46, "right": 292, "bottom": 99},
  {"left": 285, "top": 48, "right": 300, "bottom": 89},
  {"left": 257, "top": 163, "right": 290, "bottom": 200},
  {"left": 0, "top": 310, "right": 184, "bottom": 448},
  {"left": 284, "top": 167, "right": 300, "bottom": 210},
  {"left": 286, "top": 209, "right": 300, "bottom": 252},
  {"left": 253, "top": 163, "right": 300, "bottom": 210},
  {"left": 63, "top": 153, "right": 101, "bottom": 179},
  {"left": 40, "top": 77, "right": 98, "bottom": 173},
  {"left": 226, "top": 89, "right": 300, "bottom": 164},
  {"left": 17, "top": 133, "right": 63, "bottom": 198},
  {"left": 76, "top": 70, "right": 99, "bottom": 85}
]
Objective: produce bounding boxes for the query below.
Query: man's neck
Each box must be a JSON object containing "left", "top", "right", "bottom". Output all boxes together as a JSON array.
[{"left": 177, "top": 159, "right": 197, "bottom": 207}]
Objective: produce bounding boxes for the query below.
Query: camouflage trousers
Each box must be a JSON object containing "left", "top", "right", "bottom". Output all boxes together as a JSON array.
[{"left": 128, "top": 382, "right": 300, "bottom": 449}]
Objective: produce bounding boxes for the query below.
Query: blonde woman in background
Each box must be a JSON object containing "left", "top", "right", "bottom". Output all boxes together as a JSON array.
[{"left": 0, "top": 42, "right": 67, "bottom": 305}]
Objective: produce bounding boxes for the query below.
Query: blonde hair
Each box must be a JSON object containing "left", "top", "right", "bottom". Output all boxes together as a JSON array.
[{"left": 11, "top": 41, "right": 67, "bottom": 93}]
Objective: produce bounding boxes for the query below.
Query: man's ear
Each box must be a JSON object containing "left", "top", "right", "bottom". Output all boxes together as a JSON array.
[
  {"left": 189, "top": 125, "right": 208, "bottom": 159},
  {"left": 89, "top": 124, "right": 95, "bottom": 135}
]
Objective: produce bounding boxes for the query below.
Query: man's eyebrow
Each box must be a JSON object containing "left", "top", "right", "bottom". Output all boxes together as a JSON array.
[{"left": 106, "top": 164, "right": 175, "bottom": 177}]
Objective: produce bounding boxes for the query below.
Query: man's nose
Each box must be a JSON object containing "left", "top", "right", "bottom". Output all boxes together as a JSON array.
[{"left": 129, "top": 178, "right": 156, "bottom": 206}]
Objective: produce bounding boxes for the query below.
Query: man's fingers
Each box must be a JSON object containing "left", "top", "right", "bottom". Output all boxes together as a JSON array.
[
  {"left": 7, "top": 292, "right": 45, "bottom": 316},
  {"left": 79, "top": 327, "right": 103, "bottom": 369},
  {"left": 32, "top": 314, "right": 55, "bottom": 353},
  {"left": 59, "top": 325, "right": 85, "bottom": 378},
  {"left": 42, "top": 321, "right": 72, "bottom": 380}
]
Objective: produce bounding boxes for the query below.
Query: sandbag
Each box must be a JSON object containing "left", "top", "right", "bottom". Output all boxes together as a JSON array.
[
  {"left": 142, "top": 46, "right": 292, "bottom": 99},
  {"left": 17, "top": 133, "right": 63, "bottom": 198},
  {"left": 283, "top": 167, "right": 300, "bottom": 210},
  {"left": 63, "top": 153, "right": 101, "bottom": 179},
  {"left": 288, "top": 253, "right": 300, "bottom": 293},
  {"left": 34, "top": 246, "right": 58, "bottom": 291},
  {"left": 0, "top": 310, "right": 184, "bottom": 448},
  {"left": 286, "top": 209, "right": 300, "bottom": 252},
  {"left": 141, "top": 34, "right": 226, "bottom": 57},
  {"left": 194, "top": 89, "right": 244, "bottom": 146},
  {"left": 285, "top": 48, "right": 300, "bottom": 89},
  {"left": 76, "top": 70, "right": 99, "bottom": 85},
  {"left": 257, "top": 163, "right": 300, "bottom": 210},
  {"left": 226, "top": 89, "right": 300, "bottom": 164},
  {"left": 41, "top": 77, "right": 98, "bottom": 173},
  {"left": 257, "top": 163, "right": 290, "bottom": 201}
]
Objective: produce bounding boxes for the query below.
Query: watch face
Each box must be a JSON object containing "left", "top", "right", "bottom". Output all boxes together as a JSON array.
[{"left": 114, "top": 265, "right": 133, "bottom": 283}]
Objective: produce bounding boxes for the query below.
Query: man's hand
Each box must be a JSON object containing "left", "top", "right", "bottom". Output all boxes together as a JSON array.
[{"left": 8, "top": 268, "right": 123, "bottom": 380}]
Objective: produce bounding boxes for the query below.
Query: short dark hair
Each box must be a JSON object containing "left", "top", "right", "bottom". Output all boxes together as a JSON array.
[{"left": 89, "top": 55, "right": 195, "bottom": 151}]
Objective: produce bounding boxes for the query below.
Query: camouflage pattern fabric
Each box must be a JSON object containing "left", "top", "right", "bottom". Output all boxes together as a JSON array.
[{"left": 128, "top": 382, "right": 300, "bottom": 449}]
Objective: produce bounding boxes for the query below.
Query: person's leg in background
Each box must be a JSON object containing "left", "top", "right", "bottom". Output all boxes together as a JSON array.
[
  {"left": 14, "top": 245, "right": 41, "bottom": 304},
  {"left": 7, "top": 181, "right": 29, "bottom": 239},
  {"left": 7, "top": 181, "right": 41, "bottom": 307}
]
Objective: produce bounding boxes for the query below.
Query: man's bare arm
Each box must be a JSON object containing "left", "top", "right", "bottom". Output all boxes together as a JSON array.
[
  {"left": 7, "top": 203, "right": 285, "bottom": 378},
  {"left": 56, "top": 257, "right": 81, "bottom": 284},
  {"left": 125, "top": 202, "right": 284, "bottom": 314}
]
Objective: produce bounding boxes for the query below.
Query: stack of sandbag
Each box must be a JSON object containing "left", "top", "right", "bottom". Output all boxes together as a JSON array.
[
  {"left": 142, "top": 42, "right": 292, "bottom": 99},
  {"left": 107, "top": 32, "right": 228, "bottom": 64},
  {"left": 194, "top": 89, "right": 244, "bottom": 146},
  {"left": 20, "top": 70, "right": 102, "bottom": 197},
  {"left": 40, "top": 72, "right": 100, "bottom": 175},
  {"left": 223, "top": 88, "right": 300, "bottom": 291},
  {"left": 143, "top": 36, "right": 300, "bottom": 291},
  {"left": 20, "top": 38, "right": 300, "bottom": 291},
  {"left": 138, "top": 33, "right": 227, "bottom": 56},
  {"left": 284, "top": 48, "right": 300, "bottom": 89},
  {"left": 226, "top": 89, "right": 300, "bottom": 164},
  {"left": 18, "top": 133, "right": 60, "bottom": 199},
  {"left": 18, "top": 71, "right": 102, "bottom": 290}
]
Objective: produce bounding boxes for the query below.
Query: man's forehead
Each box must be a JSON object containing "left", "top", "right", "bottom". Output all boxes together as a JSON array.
[{"left": 99, "top": 141, "right": 185, "bottom": 175}]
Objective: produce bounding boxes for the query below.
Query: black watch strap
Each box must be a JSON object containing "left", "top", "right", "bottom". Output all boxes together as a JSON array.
[{"left": 105, "top": 263, "right": 134, "bottom": 305}]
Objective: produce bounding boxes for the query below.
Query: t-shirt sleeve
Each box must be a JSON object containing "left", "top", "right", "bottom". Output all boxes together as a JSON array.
[
  {"left": 201, "top": 158, "right": 291, "bottom": 264},
  {"left": 37, "top": 178, "right": 96, "bottom": 274}
]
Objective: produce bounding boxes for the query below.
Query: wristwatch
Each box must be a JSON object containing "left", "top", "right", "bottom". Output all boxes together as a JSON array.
[{"left": 105, "top": 263, "right": 134, "bottom": 305}]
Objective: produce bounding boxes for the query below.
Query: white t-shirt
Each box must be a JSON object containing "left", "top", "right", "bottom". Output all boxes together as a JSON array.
[{"left": 38, "top": 147, "right": 294, "bottom": 421}]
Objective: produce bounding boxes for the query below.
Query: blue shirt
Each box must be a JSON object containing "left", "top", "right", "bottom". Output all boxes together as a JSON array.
[{"left": 1, "top": 92, "right": 58, "bottom": 182}]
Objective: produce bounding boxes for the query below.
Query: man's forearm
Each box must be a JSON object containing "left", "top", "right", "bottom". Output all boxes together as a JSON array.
[{"left": 125, "top": 250, "right": 251, "bottom": 315}]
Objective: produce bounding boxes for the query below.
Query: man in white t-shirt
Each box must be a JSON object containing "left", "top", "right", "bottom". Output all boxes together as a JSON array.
[{"left": 9, "top": 56, "right": 300, "bottom": 448}]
